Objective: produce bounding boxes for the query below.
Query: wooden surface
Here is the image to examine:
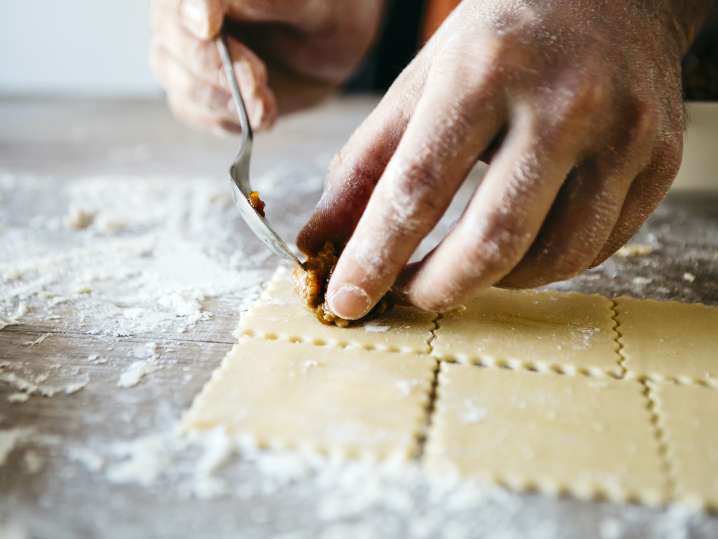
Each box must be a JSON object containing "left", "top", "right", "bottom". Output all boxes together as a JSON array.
[{"left": 1, "top": 96, "right": 718, "bottom": 539}]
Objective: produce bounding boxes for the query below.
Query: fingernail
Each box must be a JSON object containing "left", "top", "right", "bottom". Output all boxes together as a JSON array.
[
  {"left": 327, "top": 284, "right": 372, "bottom": 320},
  {"left": 180, "top": 0, "right": 210, "bottom": 38}
]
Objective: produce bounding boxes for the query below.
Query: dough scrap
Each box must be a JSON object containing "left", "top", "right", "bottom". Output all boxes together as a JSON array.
[
  {"left": 651, "top": 381, "right": 718, "bottom": 509},
  {"left": 183, "top": 337, "right": 436, "bottom": 458},
  {"left": 239, "top": 268, "right": 437, "bottom": 353},
  {"left": 424, "top": 364, "right": 666, "bottom": 504},
  {"left": 616, "top": 296, "right": 718, "bottom": 383},
  {"left": 433, "top": 288, "right": 620, "bottom": 376}
]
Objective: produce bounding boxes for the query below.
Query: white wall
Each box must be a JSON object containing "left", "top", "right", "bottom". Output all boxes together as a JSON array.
[{"left": 0, "top": 0, "right": 158, "bottom": 95}]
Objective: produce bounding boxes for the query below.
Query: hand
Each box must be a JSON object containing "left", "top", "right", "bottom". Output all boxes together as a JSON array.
[
  {"left": 298, "top": 0, "right": 711, "bottom": 319},
  {"left": 150, "top": 0, "right": 384, "bottom": 133}
]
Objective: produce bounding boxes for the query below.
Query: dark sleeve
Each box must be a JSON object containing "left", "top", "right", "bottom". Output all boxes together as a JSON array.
[
  {"left": 343, "top": 0, "right": 428, "bottom": 93},
  {"left": 683, "top": 6, "right": 718, "bottom": 101},
  {"left": 346, "top": 0, "right": 717, "bottom": 101}
]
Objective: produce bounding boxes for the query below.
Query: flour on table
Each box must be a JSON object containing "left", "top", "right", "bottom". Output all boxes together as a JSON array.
[
  {"left": 23, "top": 333, "right": 51, "bottom": 347},
  {"left": 0, "top": 429, "right": 28, "bottom": 466},
  {"left": 23, "top": 450, "right": 44, "bottom": 474},
  {"left": 67, "top": 446, "right": 105, "bottom": 473},
  {"left": 363, "top": 322, "right": 390, "bottom": 333},
  {"left": 118, "top": 360, "right": 159, "bottom": 388},
  {"left": 106, "top": 433, "right": 176, "bottom": 487},
  {"left": 0, "top": 369, "right": 89, "bottom": 398},
  {"left": 616, "top": 244, "right": 655, "bottom": 257}
]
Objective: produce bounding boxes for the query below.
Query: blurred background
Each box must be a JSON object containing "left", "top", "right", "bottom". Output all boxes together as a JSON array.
[
  {"left": 0, "top": 0, "right": 155, "bottom": 96},
  {"left": 1, "top": 0, "right": 716, "bottom": 189}
]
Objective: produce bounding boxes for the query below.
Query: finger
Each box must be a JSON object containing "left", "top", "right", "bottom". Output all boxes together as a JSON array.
[
  {"left": 224, "top": 1, "right": 330, "bottom": 31},
  {"left": 151, "top": 44, "right": 237, "bottom": 118},
  {"left": 324, "top": 52, "right": 508, "bottom": 320},
  {"left": 399, "top": 104, "right": 588, "bottom": 312},
  {"left": 296, "top": 54, "right": 431, "bottom": 255},
  {"left": 500, "top": 102, "right": 658, "bottom": 287},
  {"left": 591, "top": 132, "right": 683, "bottom": 265},
  {"left": 167, "top": 93, "right": 242, "bottom": 135},
  {"left": 152, "top": 11, "right": 277, "bottom": 128},
  {"left": 497, "top": 159, "right": 636, "bottom": 288},
  {"left": 180, "top": 0, "right": 226, "bottom": 40}
]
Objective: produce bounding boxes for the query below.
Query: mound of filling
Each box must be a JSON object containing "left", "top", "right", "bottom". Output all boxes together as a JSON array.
[
  {"left": 247, "top": 191, "right": 265, "bottom": 217},
  {"left": 293, "top": 241, "right": 393, "bottom": 327}
]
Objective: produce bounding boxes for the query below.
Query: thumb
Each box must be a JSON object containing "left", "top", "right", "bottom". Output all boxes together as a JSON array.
[{"left": 179, "top": 0, "right": 226, "bottom": 40}]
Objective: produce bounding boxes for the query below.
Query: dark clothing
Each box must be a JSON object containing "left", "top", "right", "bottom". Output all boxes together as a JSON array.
[{"left": 347, "top": 1, "right": 718, "bottom": 101}]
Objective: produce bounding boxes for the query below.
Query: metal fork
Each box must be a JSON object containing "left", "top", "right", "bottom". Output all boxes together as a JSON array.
[{"left": 216, "top": 34, "right": 303, "bottom": 267}]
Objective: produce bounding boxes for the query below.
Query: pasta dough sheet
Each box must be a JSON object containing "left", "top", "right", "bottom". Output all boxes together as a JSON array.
[
  {"left": 616, "top": 297, "right": 718, "bottom": 383},
  {"left": 432, "top": 288, "right": 620, "bottom": 376},
  {"left": 652, "top": 382, "right": 718, "bottom": 509},
  {"left": 183, "top": 337, "right": 436, "bottom": 458},
  {"left": 425, "top": 364, "right": 666, "bottom": 504},
  {"left": 238, "top": 268, "right": 437, "bottom": 353}
]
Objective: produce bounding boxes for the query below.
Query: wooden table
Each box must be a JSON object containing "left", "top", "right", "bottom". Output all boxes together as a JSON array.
[{"left": 1, "top": 96, "right": 717, "bottom": 539}]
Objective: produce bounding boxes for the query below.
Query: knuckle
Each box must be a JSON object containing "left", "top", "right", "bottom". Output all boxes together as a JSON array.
[
  {"left": 567, "top": 74, "right": 609, "bottom": 116},
  {"left": 625, "top": 95, "right": 660, "bottom": 143},
  {"left": 327, "top": 148, "right": 381, "bottom": 192},
  {"left": 413, "top": 291, "right": 459, "bottom": 313},
  {"left": 461, "top": 214, "right": 532, "bottom": 275},
  {"left": 653, "top": 139, "right": 683, "bottom": 182},
  {"left": 385, "top": 156, "right": 445, "bottom": 221}
]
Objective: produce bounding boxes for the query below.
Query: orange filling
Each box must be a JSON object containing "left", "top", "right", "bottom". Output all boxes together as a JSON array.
[
  {"left": 247, "top": 191, "right": 265, "bottom": 217},
  {"left": 293, "top": 241, "right": 393, "bottom": 327}
]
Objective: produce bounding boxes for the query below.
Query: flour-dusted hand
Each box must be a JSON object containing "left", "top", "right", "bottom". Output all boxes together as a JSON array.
[
  {"left": 150, "top": 0, "right": 384, "bottom": 133},
  {"left": 298, "top": 0, "right": 713, "bottom": 319}
]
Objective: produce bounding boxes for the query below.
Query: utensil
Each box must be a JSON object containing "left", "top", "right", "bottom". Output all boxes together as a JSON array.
[{"left": 216, "top": 34, "right": 303, "bottom": 267}]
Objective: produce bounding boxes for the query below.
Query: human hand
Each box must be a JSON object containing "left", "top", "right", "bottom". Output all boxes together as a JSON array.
[
  {"left": 150, "top": 0, "right": 384, "bottom": 133},
  {"left": 298, "top": 0, "right": 711, "bottom": 319}
]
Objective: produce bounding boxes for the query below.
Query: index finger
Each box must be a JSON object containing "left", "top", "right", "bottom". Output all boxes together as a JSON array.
[{"left": 325, "top": 64, "right": 506, "bottom": 320}]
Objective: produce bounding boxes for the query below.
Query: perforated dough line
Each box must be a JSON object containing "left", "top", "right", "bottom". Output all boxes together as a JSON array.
[
  {"left": 237, "top": 328, "right": 428, "bottom": 354},
  {"left": 422, "top": 363, "right": 667, "bottom": 506},
  {"left": 236, "top": 266, "right": 439, "bottom": 355},
  {"left": 430, "top": 354, "right": 620, "bottom": 379},
  {"left": 609, "top": 298, "right": 628, "bottom": 378},
  {"left": 642, "top": 381, "right": 678, "bottom": 501},
  {"left": 413, "top": 313, "right": 443, "bottom": 459},
  {"left": 182, "top": 335, "right": 438, "bottom": 459},
  {"left": 430, "top": 288, "right": 625, "bottom": 378}
]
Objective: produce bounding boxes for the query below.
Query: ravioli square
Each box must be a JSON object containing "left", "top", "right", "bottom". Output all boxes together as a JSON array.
[
  {"left": 616, "top": 297, "right": 718, "bottom": 383},
  {"left": 238, "top": 268, "right": 437, "bottom": 353},
  {"left": 184, "top": 337, "right": 436, "bottom": 458},
  {"left": 652, "top": 382, "right": 718, "bottom": 509},
  {"left": 433, "top": 288, "right": 620, "bottom": 376},
  {"left": 424, "top": 364, "right": 665, "bottom": 504}
]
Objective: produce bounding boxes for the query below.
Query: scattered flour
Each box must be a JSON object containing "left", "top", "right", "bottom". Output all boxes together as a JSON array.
[
  {"left": 67, "top": 446, "right": 105, "bottom": 473},
  {"left": 118, "top": 342, "right": 161, "bottom": 388},
  {"left": 462, "top": 400, "right": 487, "bottom": 424},
  {"left": 23, "top": 449, "right": 44, "bottom": 474},
  {"left": 118, "top": 360, "right": 159, "bottom": 388},
  {"left": 616, "top": 244, "right": 655, "bottom": 257},
  {"left": 0, "top": 301, "right": 28, "bottom": 331},
  {"left": 363, "top": 322, "right": 390, "bottom": 333},
  {"left": 64, "top": 207, "right": 96, "bottom": 230},
  {"left": 0, "top": 429, "right": 30, "bottom": 466},
  {"left": 22, "top": 333, "right": 51, "bottom": 347},
  {"left": 106, "top": 433, "right": 176, "bottom": 487}
]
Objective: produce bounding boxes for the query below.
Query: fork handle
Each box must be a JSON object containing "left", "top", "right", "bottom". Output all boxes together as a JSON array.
[{"left": 216, "top": 34, "right": 253, "bottom": 144}]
